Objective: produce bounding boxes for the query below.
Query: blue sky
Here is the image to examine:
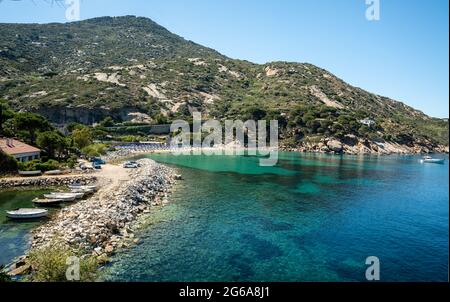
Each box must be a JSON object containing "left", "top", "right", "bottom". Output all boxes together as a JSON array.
[{"left": 0, "top": 0, "right": 448, "bottom": 118}]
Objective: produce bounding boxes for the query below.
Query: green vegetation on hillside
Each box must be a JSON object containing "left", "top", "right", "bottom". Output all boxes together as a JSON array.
[{"left": 0, "top": 16, "right": 448, "bottom": 149}]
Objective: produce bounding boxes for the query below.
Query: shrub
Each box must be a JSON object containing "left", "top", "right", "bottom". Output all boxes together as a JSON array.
[
  {"left": 81, "top": 144, "right": 107, "bottom": 157},
  {"left": 18, "top": 159, "right": 60, "bottom": 172},
  {"left": 28, "top": 245, "right": 98, "bottom": 282},
  {"left": 0, "top": 151, "right": 18, "bottom": 174},
  {"left": 66, "top": 155, "right": 78, "bottom": 169},
  {"left": 0, "top": 265, "right": 12, "bottom": 282}
]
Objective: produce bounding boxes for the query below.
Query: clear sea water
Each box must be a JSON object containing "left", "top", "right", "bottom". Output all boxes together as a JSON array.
[
  {"left": 0, "top": 189, "right": 52, "bottom": 266},
  {"left": 102, "top": 152, "right": 449, "bottom": 282}
]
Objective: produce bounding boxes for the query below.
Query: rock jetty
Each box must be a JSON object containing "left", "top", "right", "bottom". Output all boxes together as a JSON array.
[{"left": 29, "top": 159, "right": 176, "bottom": 264}]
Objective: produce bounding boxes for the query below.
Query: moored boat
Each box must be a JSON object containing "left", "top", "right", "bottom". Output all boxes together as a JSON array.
[
  {"left": 18, "top": 170, "right": 42, "bottom": 177},
  {"left": 44, "top": 170, "right": 63, "bottom": 176},
  {"left": 32, "top": 198, "right": 64, "bottom": 206},
  {"left": 47, "top": 192, "right": 84, "bottom": 199},
  {"left": 6, "top": 208, "right": 48, "bottom": 220},
  {"left": 68, "top": 184, "right": 98, "bottom": 192},
  {"left": 70, "top": 188, "right": 94, "bottom": 194},
  {"left": 420, "top": 156, "right": 445, "bottom": 164},
  {"left": 43, "top": 194, "right": 77, "bottom": 202}
]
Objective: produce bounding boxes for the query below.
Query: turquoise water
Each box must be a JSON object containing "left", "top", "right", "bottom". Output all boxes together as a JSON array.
[
  {"left": 103, "top": 152, "right": 449, "bottom": 281},
  {"left": 0, "top": 189, "right": 53, "bottom": 266}
]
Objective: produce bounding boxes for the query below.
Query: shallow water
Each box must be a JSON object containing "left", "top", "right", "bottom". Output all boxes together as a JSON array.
[
  {"left": 103, "top": 152, "right": 448, "bottom": 281},
  {"left": 0, "top": 189, "right": 53, "bottom": 265}
]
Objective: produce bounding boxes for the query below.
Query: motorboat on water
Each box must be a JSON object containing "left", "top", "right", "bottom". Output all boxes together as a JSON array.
[
  {"left": 6, "top": 208, "right": 48, "bottom": 220},
  {"left": 420, "top": 156, "right": 445, "bottom": 164}
]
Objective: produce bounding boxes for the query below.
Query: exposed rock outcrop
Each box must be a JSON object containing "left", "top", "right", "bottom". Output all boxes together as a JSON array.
[{"left": 282, "top": 137, "right": 449, "bottom": 155}]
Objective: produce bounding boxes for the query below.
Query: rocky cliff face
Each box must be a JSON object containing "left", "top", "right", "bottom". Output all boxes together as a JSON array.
[{"left": 35, "top": 106, "right": 145, "bottom": 125}]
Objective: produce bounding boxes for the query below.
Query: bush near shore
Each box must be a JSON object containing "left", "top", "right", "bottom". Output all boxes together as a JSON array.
[
  {"left": 27, "top": 244, "right": 98, "bottom": 282},
  {"left": 0, "top": 151, "right": 18, "bottom": 174}
]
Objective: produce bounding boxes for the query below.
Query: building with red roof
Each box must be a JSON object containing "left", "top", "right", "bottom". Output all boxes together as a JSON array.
[{"left": 0, "top": 138, "right": 41, "bottom": 162}]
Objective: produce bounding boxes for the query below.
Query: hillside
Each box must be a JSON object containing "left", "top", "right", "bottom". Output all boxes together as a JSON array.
[{"left": 0, "top": 16, "right": 448, "bottom": 154}]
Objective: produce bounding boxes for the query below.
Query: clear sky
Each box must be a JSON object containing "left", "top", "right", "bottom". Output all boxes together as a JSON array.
[{"left": 0, "top": 0, "right": 448, "bottom": 118}]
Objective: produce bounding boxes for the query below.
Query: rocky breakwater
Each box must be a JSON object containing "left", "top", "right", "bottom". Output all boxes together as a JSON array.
[{"left": 28, "top": 159, "right": 176, "bottom": 269}]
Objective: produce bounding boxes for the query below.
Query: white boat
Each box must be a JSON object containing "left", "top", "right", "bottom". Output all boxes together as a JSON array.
[
  {"left": 43, "top": 194, "right": 77, "bottom": 202},
  {"left": 68, "top": 185, "right": 98, "bottom": 192},
  {"left": 33, "top": 198, "right": 64, "bottom": 206},
  {"left": 6, "top": 208, "right": 48, "bottom": 220},
  {"left": 44, "top": 170, "right": 63, "bottom": 176},
  {"left": 420, "top": 156, "right": 445, "bottom": 164},
  {"left": 18, "top": 170, "right": 42, "bottom": 177},
  {"left": 48, "top": 192, "right": 84, "bottom": 199},
  {"left": 70, "top": 188, "right": 94, "bottom": 194}
]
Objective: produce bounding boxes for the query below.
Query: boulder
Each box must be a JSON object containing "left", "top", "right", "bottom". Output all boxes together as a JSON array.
[
  {"left": 327, "top": 139, "right": 343, "bottom": 153},
  {"left": 8, "top": 263, "right": 31, "bottom": 276}
]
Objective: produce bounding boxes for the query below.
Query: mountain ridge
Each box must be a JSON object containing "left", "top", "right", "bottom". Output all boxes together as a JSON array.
[{"left": 0, "top": 15, "right": 448, "bottom": 153}]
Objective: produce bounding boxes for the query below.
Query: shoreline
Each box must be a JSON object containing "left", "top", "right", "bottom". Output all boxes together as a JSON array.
[
  {"left": 0, "top": 174, "right": 97, "bottom": 190},
  {"left": 5, "top": 158, "right": 179, "bottom": 280},
  {"left": 102, "top": 144, "right": 449, "bottom": 162}
]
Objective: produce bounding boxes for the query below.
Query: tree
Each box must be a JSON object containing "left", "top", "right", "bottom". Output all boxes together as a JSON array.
[
  {"left": 81, "top": 144, "right": 107, "bottom": 157},
  {"left": 71, "top": 127, "right": 93, "bottom": 149},
  {"left": 37, "top": 131, "right": 68, "bottom": 159},
  {"left": 67, "top": 122, "right": 85, "bottom": 133},
  {"left": 154, "top": 113, "right": 168, "bottom": 125},
  {"left": 14, "top": 112, "right": 52, "bottom": 144},
  {"left": 0, "top": 151, "right": 18, "bottom": 174},
  {"left": 246, "top": 106, "right": 267, "bottom": 121},
  {"left": 99, "top": 117, "right": 115, "bottom": 127},
  {"left": 0, "top": 100, "right": 15, "bottom": 136},
  {"left": 0, "top": 103, "right": 3, "bottom": 136}
]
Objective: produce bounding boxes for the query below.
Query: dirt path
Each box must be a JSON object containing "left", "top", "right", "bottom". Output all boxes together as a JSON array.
[{"left": 94, "top": 164, "right": 131, "bottom": 200}]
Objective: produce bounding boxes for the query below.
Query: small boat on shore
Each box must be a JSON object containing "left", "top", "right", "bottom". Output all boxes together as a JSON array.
[
  {"left": 420, "top": 156, "right": 445, "bottom": 164},
  {"left": 44, "top": 170, "right": 63, "bottom": 176},
  {"left": 6, "top": 208, "right": 48, "bottom": 220},
  {"left": 70, "top": 188, "right": 94, "bottom": 195},
  {"left": 47, "top": 192, "right": 84, "bottom": 199},
  {"left": 43, "top": 194, "right": 77, "bottom": 202},
  {"left": 68, "top": 184, "right": 98, "bottom": 192},
  {"left": 33, "top": 198, "right": 64, "bottom": 206},
  {"left": 18, "top": 170, "right": 42, "bottom": 177}
]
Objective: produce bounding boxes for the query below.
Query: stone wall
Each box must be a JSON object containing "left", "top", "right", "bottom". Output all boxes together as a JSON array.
[{"left": 0, "top": 175, "right": 97, "bottom": 189}]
